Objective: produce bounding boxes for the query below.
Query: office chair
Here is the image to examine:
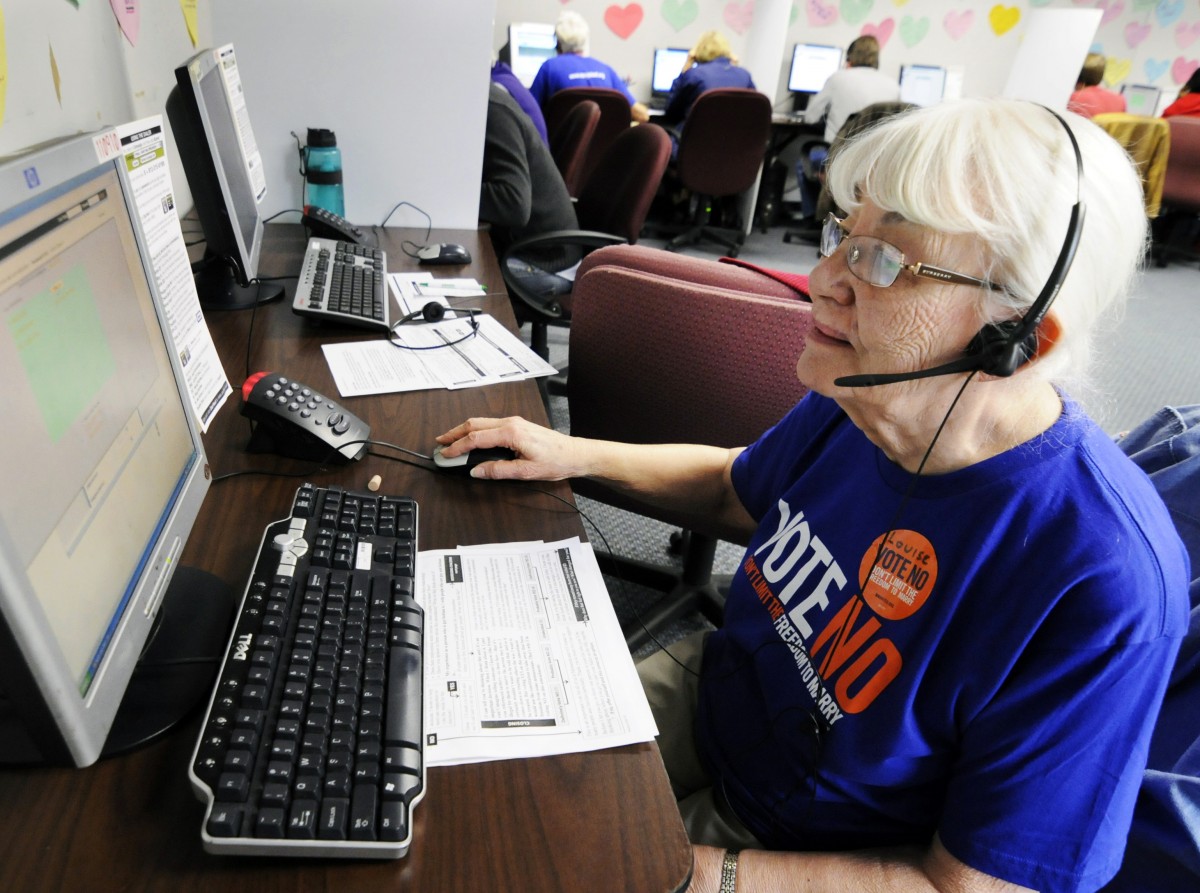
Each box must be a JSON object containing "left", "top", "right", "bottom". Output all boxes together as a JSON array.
[
  {"left": 1152, "top": 116, "right": 1200, "bottom": 266},
  {"left": 565, "top": 243, "right": 813, "bottom": 650},
  {"left": 544, "top": 88, "right": 633, "bottom": 189},
  {"left": 1093, "top": 111, "right": 1171, "bottom": 217},
  {"left": 549, "top": 100, "right": 601, "bottom": 197},
  {"left": 662, "top": 88, "right": 772, "bottom": 257},
  {"left": 501, "top": 123, "right": 672, "bottom": 364}
]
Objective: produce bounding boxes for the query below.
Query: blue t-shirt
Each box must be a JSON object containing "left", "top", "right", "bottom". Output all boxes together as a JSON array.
[
  {"left": 697, "top": 393, "right": 1189, "bottom": 892},
  {"left": 529, "top": 53, "right": 637, "bottom": 108},
  {"left": 661, "top": 58, "right": 755, "bottom": 129}
]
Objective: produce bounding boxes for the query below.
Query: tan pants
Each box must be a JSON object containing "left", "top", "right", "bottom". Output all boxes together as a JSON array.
[{"left": 636, "top": 631, "right": 763, "bottom": 849}]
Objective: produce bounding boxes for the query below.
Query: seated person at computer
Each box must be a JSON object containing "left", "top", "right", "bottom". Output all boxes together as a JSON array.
[
  {"left": 658, "top": 30, "right": 754, "bottom": 153},
  {"left": 530, "top": 10, "right": 650, "bottom": 124},
  {"left": 795, "top": 35, "right": 899, "bottom": 229},
  {"left": 1067, "top": 53, "right": 1126, "bottom": 118},
  {"left": 436, "top": 98, "right": 1189, "bottom": 893},
  {"left": 491, "top": 58, "right": 550, "bottom": 145},
  {"left": 1163, "top": 69, "right": 1200, "bottom": 118},
  {"left": 480, "top": 81, "right": 579, "bottom": 300}
]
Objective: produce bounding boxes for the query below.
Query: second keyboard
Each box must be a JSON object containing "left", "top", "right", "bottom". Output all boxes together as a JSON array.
[{"left": 293, "top": 237, "right": 390, "bottom": 331}]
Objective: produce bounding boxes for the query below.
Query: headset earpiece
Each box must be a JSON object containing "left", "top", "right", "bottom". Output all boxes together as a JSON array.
[{"left": 963, "top": 319, "right": 1040, "bottom": 378}]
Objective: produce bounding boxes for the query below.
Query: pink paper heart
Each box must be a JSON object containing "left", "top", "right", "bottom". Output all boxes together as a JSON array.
[
  {"left": 1172, "top": 56, "right": 1199, "bottom": 85},
  {"left": 861, "top": 18, "right": 895, "bottom": 50},
  {"left": 110, "top": 0, "right": 139, "bottom": 46},
  {"left": 724, "top": 0, "right": 755, "bottom": 35},
  {"left": 604, "top": 3, "right": 644, "bottom": 40},
  {"left": 807, "top": 0, "right": 837, "bottom": 28},
  {"left": 1126, "top": 22, "right": 1151, "bottom": 49},
  {"left": 1097, "top": 0, "right": 1124, "bottom": 27},
  {"left": 943, "top": 9, "right": 973, "bottom": 40},
  {"left": 1177, "top": 22, "right": 1200, "bottom": 49}
]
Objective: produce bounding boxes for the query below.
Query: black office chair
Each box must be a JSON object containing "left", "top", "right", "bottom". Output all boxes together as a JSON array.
[
  {"left": 501, "top": 123, "right": 673, "bottom": 362},
  {"left": 662, "top": 89, "right": 773, "bottom": 257}
]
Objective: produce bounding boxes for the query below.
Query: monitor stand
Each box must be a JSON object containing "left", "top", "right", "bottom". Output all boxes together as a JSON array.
[
  {"left": 101, "top": 566, "right": 235, "bottom": 759},
  {"left": 194, "top": 250, "right": 285, "bottom": 311}
]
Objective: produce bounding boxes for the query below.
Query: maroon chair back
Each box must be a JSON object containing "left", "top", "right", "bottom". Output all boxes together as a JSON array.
[
  {"left": 568, "top": 245, "right": 812, "bottom": 452},
  {"left": 544, "top": 88, "right": 633, "bottom": 186},
  {"left": 550, "top": 100, "right": 601, "bottom": 197},
  {"left": 574, "top": 124, "right": 672, "bottom": 243},
  {"left": 1163, "top": 116, "right": 1200, "bottom": 213},
  {"left": 675, "top": 89, "right": 772, "bottom": 198}
]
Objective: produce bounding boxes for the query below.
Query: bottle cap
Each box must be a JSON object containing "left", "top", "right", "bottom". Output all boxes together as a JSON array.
[{"left": 306, "top": 128, "right": 337, "bottom": 147}]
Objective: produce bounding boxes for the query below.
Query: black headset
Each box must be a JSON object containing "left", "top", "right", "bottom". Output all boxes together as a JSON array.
[
  {"left": 835, "top": 106, "right": 1086, "bottom": 388},
  {"left": 388, "top": 301, "right": 483, "bottom": 351}
]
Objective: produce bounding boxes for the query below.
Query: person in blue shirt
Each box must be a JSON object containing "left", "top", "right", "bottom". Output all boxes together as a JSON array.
[
  {"left": 529, "top": 10, "right": 649, "bottom": 123},
  {"left": 659, "top": 30, "right": 755, "bottom": 152},
  {"left": 436, "top": 98, "right": 1190, "bottom": 893}
]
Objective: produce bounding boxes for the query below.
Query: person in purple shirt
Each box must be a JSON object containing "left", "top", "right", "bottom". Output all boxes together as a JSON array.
[
  {"left": 529, "top": 10, "right": 649, "bottom": 123},
  {"left": 490, "top": 60, "right": 549, "bottom": 146}
]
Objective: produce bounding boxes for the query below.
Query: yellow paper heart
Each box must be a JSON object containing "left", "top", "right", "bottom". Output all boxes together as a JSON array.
[
  {"left": 1104, "top": 57, "right": 1132, "bottom": 87},
  {"left": 893, "top": 0, "right": 911, "bottom": 7},
  {"left": 988, "top": 4, "right": 1020, "bottom": 36}
]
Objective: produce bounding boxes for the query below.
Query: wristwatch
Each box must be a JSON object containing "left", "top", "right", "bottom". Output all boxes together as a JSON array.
[{"left": 719, "top": 849, "right": 740, "bottom": 893}]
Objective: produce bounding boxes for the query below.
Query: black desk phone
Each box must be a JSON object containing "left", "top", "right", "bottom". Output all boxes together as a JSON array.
[
  {"left": 301, "top": 205, "right": 372, "bottom": 246},
  {"left": 240, "top": 371, "right": 370, "bottom": 463}
]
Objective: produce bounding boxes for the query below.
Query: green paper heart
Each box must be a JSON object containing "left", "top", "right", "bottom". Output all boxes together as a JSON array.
[
  {"left": 840, "top": 0, "right": 873, "bottom": 27},
  {"left": 899, "top": 14, "right": 928, "bottom": 47},
  {"left": 661, "top": 0, "right": 699, "bottom": 32}
]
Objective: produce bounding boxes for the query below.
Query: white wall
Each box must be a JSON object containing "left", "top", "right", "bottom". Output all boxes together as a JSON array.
[
  {"left": 212, "top": 1, "right": 495, "bottom": 229},
  {"left": 0, "top": 2, "right": 493, "bottom": 231},
  {"left": 493, "top": 0, "right": 1200, "bottom": 110}
]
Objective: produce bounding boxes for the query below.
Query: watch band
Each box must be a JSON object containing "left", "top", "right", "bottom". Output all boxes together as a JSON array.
[{"left": 719, "top": 849, "right": 740, "bottom": 893}]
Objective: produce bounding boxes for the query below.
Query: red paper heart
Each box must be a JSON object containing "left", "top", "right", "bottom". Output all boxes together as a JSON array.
[{"left": 604, "top": 3, "right": 644, "bottom": 40}]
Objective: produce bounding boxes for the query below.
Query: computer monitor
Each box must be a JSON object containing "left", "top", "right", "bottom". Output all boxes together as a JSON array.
[
  {"left": 166, "top": 44, "right": 281, "bottom": 310},
  {"left": 0, "top": 130, "right": 229, "bottom": 767},
  {"left": 1121, "top": 83, "right": 1163, "bottom": 116},
  {"left": 507, "top": 22, "right": 557, "bottom": 88},
  {"left": 652, "top": 47, "right": 690, "bottom": 99},
  {"left": 899, "top": 64, "right": 948, "bottom": 107},
  {"left": 788, "top": 43, "right": 843, "bottom": 112}
]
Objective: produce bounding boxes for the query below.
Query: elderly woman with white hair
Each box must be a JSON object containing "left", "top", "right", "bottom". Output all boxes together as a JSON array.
[
  {"left": 528, "top": 10, "right": 649, "bottom": 123},
  {"left": 436, "top": 99, "right": 1189, "bottom": 893}
]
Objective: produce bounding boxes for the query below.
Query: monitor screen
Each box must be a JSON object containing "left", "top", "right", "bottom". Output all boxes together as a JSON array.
[
  {"left": 899, "top": 64, "right": 948, "bottom": 107},
  {"left": 0, "top": 130, "right": 216, "bottom": 766},
  {"left": 508, "top": 22, "right": 557, "bottom": 88},
  {"left": 652, "top": 47, "right": 690, "bottom": 96},
  {"left": 167, "top": 44, "right": 279, "bottom": 310},
  {"left": 1121, "top": 83, "right": 1162, "bottom": 116},
  {"left": 788, "top": 43, "right": 843, "bottom": 94}
]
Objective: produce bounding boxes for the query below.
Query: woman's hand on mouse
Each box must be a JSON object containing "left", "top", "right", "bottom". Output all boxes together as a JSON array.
[{"left": 436, "top": 417, "right": 590, "bottom": 481}]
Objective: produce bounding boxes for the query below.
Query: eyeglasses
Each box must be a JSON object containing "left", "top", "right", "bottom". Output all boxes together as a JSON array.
[{"left": 819, "top": 213, "right": 1003, "bottom": 291}]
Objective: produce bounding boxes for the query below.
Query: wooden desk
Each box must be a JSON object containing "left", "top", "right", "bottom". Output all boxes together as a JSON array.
[{"left": 0, "top": 225, "right": 693, "bottom": 893}]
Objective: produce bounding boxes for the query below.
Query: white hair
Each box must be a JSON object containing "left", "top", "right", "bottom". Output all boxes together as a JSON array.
[
  {"left": 825, "top": 98, "right": 1147, "bottom": 391},
  {"left": 556, "top": 10, "right": 590, "bottom": 54}
]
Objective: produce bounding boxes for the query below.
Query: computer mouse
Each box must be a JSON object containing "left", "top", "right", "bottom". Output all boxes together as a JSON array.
[
  {"left": 417, "top": 243, "right": 472, "bottom": 265},
  {"left": 432, "top": 444, "right": 517, "bottom": 473}
]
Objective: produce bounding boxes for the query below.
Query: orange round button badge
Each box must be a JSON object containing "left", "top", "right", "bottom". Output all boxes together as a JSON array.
[{"left": 859, "top": 530, "right": 938, "bottom": 620}]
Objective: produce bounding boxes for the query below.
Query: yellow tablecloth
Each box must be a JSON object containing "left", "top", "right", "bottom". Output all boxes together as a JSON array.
[{"left": 1093, "top": 112, "right": 1171, "bottom": 217}]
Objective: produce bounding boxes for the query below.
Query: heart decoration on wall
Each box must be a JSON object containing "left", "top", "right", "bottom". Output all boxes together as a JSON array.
[
  {"left": 723, "top": 0, "right": 755, "bottom": 35},
  {"left": 1097, "top": 0, "right": 1124, "bottom": 27},
  {"left": 605, "top": 3, "right": 644, "bottom": 40},
  {"left": 1177, "top": 21, "right": 1200, "bottom": 49},
  {"left": 841, "top": 0, "right": 874, "bottom": 27},
  {"left": 899, "top": 14, "right": 929, "bottom": 47},
  {"left": 1156, "top": 0, "right": 1184, "bottom": 29},
  {"left": 1171, "top": 55, "right": 1199, "bottom": 84},
  {"left": 1125, "top": 21, "right": 1152, "bottom": 48},
  {"left": 1144, "top": 57, "right": 1169, "bottom": 82},
  {"left": 110, "top": 0, "right": 140, "bottom": 46},
  {"left": 944, "top": 9, "right": 973, "bottom": 40},
  {"left": 660, "top": 0, "right": 699, "bottom": 32},
  {"left": 808, "top": 0, "right": 838, "bottom": 27},
  {"left": 988, "top": 5, "right": 1020, "bottom": 36},
  {"left": 861, "top": 17, "right": 895, "bottom": 49},
  {"left": 1104, "top": 57, "right": 1132, "bottom": 86}
]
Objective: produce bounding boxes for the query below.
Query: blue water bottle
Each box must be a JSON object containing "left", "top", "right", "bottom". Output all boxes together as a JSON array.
[{"left": 302, "top": 128, "right": 345, "bottom": 217}]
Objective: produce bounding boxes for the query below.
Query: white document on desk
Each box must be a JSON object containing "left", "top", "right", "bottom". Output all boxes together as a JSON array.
[
  {"left": 321, "top": 314, "right": 556, "bottom": 397},
  {"left": 417, "top": 537, "right": 658, "bottom": 767}
]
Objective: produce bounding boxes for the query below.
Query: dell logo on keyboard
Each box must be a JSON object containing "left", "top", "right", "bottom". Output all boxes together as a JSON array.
[{"left": 232, "top": 633, "right": 253, "bottom": 661}]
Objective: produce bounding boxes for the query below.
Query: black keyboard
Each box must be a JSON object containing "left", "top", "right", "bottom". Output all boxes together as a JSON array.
[
  {"left": 189, "top": 483, "right": 424, "bottom": 858},
  {"left": 293, "top": 237, "right": 390, "bottom": 331}
]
